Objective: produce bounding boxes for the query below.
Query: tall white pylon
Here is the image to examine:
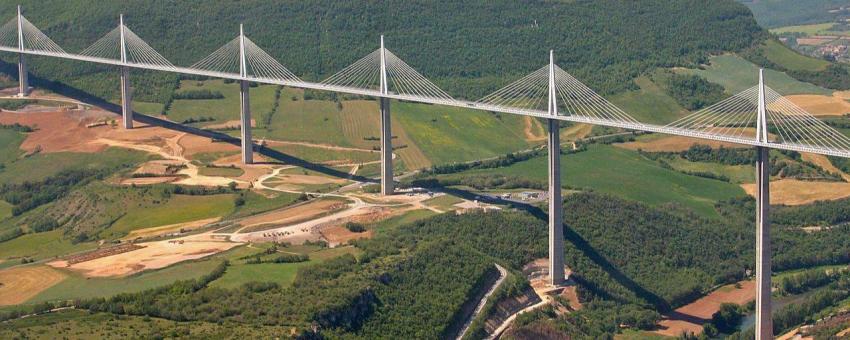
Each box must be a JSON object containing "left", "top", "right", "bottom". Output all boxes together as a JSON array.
[
  {"left": 16, "top": 5, "right": 27, "bottom": 97},
  {"left": 379, "top": 35, "right": 393, "bottom": 195},
  {"left": 754, "top": 68, "right": 773, "bottom": 340},
  {"left": 119, "top": 14, "right": 133, "bottom": 129},
  {"left": 239, "top": 24, "right": 253, "bottom": 164},
  {"left": 548, "top": 50, "right": 565, "bottom": 286}
]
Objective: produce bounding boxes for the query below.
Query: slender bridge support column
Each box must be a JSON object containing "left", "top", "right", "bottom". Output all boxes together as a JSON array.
[
  {"left": 380, "top": 97, "right": 393, "bottom": 195},
  {"left": 755, "top": 146, "right": 772, "bottom": 340},
  {"left": 238, "top": 24, "right": 253, "bottom": 164},
  {"left": 547, "top": 50, "right": 565, "bottom": 286},
  {"left": 120, "top": 66, "right": 133, "bottom": 129},
  {"left": 378, "top": 35, "right": 393, "bottom": 195},
  {"left": 754, "top": 68, "right": 772, "bottom": 340},
  {"left": 240, "top": 80, "right": 253, "bottom": 164},
  {"left": 17, "top": 54, "right": 27, "bottom": 97}
]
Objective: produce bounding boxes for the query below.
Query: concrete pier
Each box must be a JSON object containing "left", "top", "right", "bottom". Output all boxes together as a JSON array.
[
  {"left": 548, "top": 118, "right": 564, "bottom": 286},
  {"left": 380, "top": 97, "right": 393, "bottom": 195},
  {"left": 240, "top": 80, "right": 253, "bottom": 164},
  {"left": 17, "top": 54, "right": 27, "bottom": 97},
  {"left": 755, "top": 146, "right": 772, "bottom": 339},
  {"left": 120, "top": 66, "right": 133, "bottom": 129}
]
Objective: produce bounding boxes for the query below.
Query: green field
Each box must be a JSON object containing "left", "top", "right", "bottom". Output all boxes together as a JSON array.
[
  {"left": 665, "top": 157, "right": 755, "bottom": 184},
  {"left": 0, "top": 200, "right": 11, "bottom": 221},
  {"left": 0, "top": 230, "right": 97, "bottom": 265},
  {"left": 676, "top": 55, "right": 832, "bottom": 95},
  {"left": 228, "top": 191, "right": 302, "bottom": 219},
  {"left": 265, "top": 143, "right": 379, "bottom": 164},
  {"left": 197, "top": 166, "right": 244, "bottom": 177},
  {"left": 463, "top": 145, "right": 745, "bottom": 218},
  {"left": 393, "top": 101, "right": 533, "bottom": 165},
  {"left": 423, "top": 194, "right": 465, "bottom": 211},
  {"left": 131, "top": 101, "right": 165, "bottom": 116},
  {"left": 761, "top": 39, "right": 832, "bottom": 72},
  {"left": 609, "top": 76, "right": 689, "bottom": 125},
  {"left": 0, "top": 128, "right": 24, "bottom": 164},
  {"left": 0, "top": 147, "right": 152, "bottom": 184},
  {"left": 166, "top": 80, "right": 279, "bottom": 126},
  {"left": 209, "top": 246, "right": 361, "bottom": 289},
  {"left": 253, "top": 88, "right": 359, "bottom": 147},
  {"left": 771, "top": 22, "right": 850, "bottom": 36},
  {"left": 103, "top": 194, "right": 236, "bottom": 239}
]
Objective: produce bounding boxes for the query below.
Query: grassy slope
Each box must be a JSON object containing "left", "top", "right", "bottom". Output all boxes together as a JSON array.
[
  {"left": 0, "top": 128, "right": 24, "bottom": 164},
  {"left": 761, "top": 39, "right": 831, "bottom": 72},
  {"left": 0, "top": 230, "right": 97, "bottom": 264},
  {"left": 104, "top": 194, "right": 236, "bottom": 238},
  {"left": 0, "top": 147, "right": 151, "bottom": 184},
  {"left": 676, "top": 55, "right": 832, "bottom": 95},
  {"left": 609, "top": 76, "right": 689, "bottom": 125},
  {"left": 465, "top": 145, "right": 744, "bottom": 217},
  {"left": 394, "top": 101, "right": 533, "bottom": 165},
  {"left": 771, "top": 23, "right": 850, "bottom": 36},
  {"left": 166, "top": 80, "right": 278, "bottom": 125},
  {"left": 666, "top": 157, "right": 755, "bottom": 184}
]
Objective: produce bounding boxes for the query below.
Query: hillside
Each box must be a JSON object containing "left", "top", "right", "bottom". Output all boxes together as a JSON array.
[
  {"left": 742, "top": 0, "right": 849, "bottom": 28},
  {"left": 0, "top": 0, "right": 763, "bottom": 103}
]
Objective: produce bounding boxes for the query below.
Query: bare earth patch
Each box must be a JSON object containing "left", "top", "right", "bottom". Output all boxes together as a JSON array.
[
  {"left": 784, "top": 93, "right": 850, "bottom": 117},
  {"left": 0, "top": 110, "right": 115, "bottom": 153},
  {"left": 802, "top": 153, "right": 850, "bottom": 181},
  {"left": 617, "top": 135, "right": 744, "bottom": 152},
  {"left": 50, "top": 239, "right": 239, "bottom": 278},
  {"left": 741, "top": 179, "right": 850, "bottom": 205},
  {"left": 0, "top": 265, "right": 67, "bottom": 305},
  {"left": 319, "top": 226, "right": 374, "bottom": 247},
  {"left": 654, "top": 280, "right": 755, "bottom": 337}
]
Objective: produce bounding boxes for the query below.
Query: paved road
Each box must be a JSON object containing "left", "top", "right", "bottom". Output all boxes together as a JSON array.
[{"left": 456, "top": 264, "right": 508, "bottom": 340}]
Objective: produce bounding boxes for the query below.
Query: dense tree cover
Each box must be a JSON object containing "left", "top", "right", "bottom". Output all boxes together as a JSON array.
[
  {"left": 0, "top": 0, "right": 764, "bottom": 102},
  {"left": 172, "top": 89, "right": 224, "bottom": 100},
  {"left": 710, "top": 303, "right": 745, "bottom": 335},
  {"left": 507, "top": 302, "right": 660, "bottom": 339},
  {"left": 772, "top": 196, "right": 850, "bottom": 228},
  {"left": 653, "top": 71, "right": 726, "bottom": 110},
  {"left": 778, "top": 267, "right": 843, "bottom": 295},
  {"left": 403, "top": 174, "right": 546, "bottom": 191}
]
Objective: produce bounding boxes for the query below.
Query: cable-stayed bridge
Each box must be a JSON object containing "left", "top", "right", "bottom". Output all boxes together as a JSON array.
[{"left": 1, "top": 7, "right": 847, "bottom": 339}]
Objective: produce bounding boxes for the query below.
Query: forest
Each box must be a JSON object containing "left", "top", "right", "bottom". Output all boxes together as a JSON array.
[{"left": 0, "top": 0, "right": 764, "bottom": 103}]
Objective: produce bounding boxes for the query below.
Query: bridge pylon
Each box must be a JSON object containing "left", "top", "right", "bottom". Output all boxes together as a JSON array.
[
  {"left": 119, "top": 15, "right": 133, "bottom": 129},
  {"left": 547, "top": 50, "right": 565, "bottom": 286},
  {"left": 15, "top": 5, "right": 27, "bottom": 97},
  {"left": 754, "top": 69, "right": 772, "bottom": 340}
]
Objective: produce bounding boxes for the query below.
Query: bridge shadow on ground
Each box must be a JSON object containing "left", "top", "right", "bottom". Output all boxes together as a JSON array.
[{"left": 2, "top": 62, "right": 376, "bottom": 184}]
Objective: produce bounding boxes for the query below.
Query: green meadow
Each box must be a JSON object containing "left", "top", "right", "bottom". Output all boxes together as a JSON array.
[
  {"left": 676, "top": 55, "right": 831, "bottom": 95},
  {"left": 461, "top": 145, "right": 745, "bottom": 218}
]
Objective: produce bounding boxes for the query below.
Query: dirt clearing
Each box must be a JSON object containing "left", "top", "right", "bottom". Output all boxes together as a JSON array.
[
  {"left": 784, "top": 93, "right": 850, "bottom": 117},
  {"left": 617, "top": 135, "right": 744, "bottom": 152},
  {"left": 654, "top": 280, "right": 755, "bottom": 337},
  {"left": 0, "top": 265, "right": 67, "bottom": 305},
  {"left": 0, "top": 110, "right": 115, "bottom": 153},
  {"left": 49, "top": 239, "right": 238, "bottom": 278},
  {"left": 741, "top": 179, "right": 850, "bottom": 205}
]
